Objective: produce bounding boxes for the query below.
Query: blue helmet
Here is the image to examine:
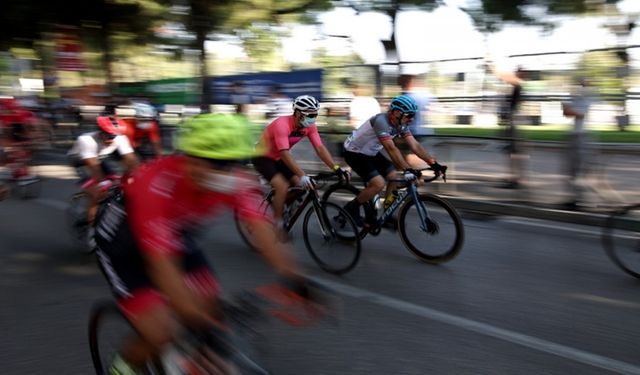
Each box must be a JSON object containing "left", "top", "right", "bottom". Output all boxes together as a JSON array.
[{"left": 389, "top": 95, "right": 418, "bottom": 114}]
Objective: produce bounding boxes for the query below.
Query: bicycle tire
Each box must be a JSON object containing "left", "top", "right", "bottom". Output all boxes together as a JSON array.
[
  {"left": 602, "top": 204, "right": 640, "bottom": 279},
  {"left": 302, "top": 201, "right": 362, "bottom": 275},
  {"left": 235, "top": 193, "right": 274, "bottom": 252},
  {"left": 321, "top": 183, "right": 374, "bottom": 239},
  {"left": 397, "top": 193, "right": 464, "bottom": 264}
]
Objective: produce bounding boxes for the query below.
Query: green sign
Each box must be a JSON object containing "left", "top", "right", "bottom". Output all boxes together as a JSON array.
[{"left": 114, "top": 78, "right": 199, "bottom": 105}]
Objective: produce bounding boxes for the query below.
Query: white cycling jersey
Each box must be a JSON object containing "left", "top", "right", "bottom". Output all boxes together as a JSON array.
[
  {"left": 68, "top": 132, "right": 134, "bottom": 160},
  {"left": 343, "top": 113, "right": 412, "bottom": 156}
]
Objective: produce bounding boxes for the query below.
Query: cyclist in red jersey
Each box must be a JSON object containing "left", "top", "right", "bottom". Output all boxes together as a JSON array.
[
  {"left": 253, "top": 95, "right": 348, "bottom": 236},
  {"left": 121, "top": 102, "right": 162, "bottom": 161},
  {"left": 94, "top": 114, "right": 309, "bottom": 375}
]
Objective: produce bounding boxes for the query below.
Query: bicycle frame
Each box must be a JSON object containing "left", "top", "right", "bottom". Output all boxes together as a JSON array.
[{"left": 372, "top": 181, "right": 432, "bottom": 232}]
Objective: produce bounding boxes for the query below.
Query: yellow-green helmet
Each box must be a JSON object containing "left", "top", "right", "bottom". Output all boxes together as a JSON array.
[{"left": 176, "top": 114, "right": 257, "bottom": 160}]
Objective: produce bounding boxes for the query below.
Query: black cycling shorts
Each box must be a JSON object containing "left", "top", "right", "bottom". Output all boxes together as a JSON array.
[
  {"left": 343, "top": 151, "right": 395, "bottom": 183},
  {"left": 252, "top": 156, "right": 295, "bottom": 181}
]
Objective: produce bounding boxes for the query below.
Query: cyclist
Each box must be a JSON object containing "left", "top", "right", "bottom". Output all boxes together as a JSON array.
[
  {"left": 253, "top": 95, "right": 349, "bottom": 236},
  {"left": 342, "top": 95, "right": 445, "bottom": 226},
  {"left": 93, "top": 114, "right": 311, "bottom": 375},
  {"left": 67, "top": 114, "right": 139, "bottom": 232},
  {"left": 121, "top": 102, "right": 163, "bottom": 161}
]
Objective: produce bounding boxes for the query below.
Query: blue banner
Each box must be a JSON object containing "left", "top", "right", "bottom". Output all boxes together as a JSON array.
[{"left": 206, "top": 69, "right": 323, "bottom": 104}]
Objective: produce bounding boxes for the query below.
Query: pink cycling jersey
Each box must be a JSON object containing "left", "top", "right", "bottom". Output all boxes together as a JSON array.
[
  {"left": 257, "top": 115, "right": 323, "bottom": 160},
  {"left": 124, "top": 155, "right": 266, "bottom": 257}
]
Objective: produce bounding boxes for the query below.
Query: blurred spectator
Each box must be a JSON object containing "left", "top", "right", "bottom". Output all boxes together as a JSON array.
[
  {"left": 348, "top": 80, "right": 380, "bottom": 129},
  {"left": 561, "top": 77, "right": 597, "bottom": 210},
  {"left": 266, "top": 84, "right": 292, "bottom": 121},
  {"left": 491, "top": 64, "right": 527, "bottom": 189},
  {"left": 397, "top": 74, "right": 436, "bottom": 168},
  {"left": 229, "top": 81, "right": 252, "bottom": 115}
]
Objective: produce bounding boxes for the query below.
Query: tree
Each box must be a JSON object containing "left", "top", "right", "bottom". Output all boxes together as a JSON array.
[{"left": 178, "top": 0, "right": 333, "bottom": 110}]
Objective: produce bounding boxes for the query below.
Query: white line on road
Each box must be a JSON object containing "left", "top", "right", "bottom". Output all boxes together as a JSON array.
[{"left": 310, "top": 275, "right": 640, "bottom": 375}]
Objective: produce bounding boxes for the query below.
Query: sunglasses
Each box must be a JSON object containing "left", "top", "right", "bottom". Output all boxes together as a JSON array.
[
  {"left": 402, "top": 112, "right": 416, "bottom": 120},
  {"left": 302, "top": 112, "right": 318, "bottom": 119}
]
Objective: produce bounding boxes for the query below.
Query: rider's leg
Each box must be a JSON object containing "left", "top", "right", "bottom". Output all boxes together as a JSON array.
[{"left": 270, "top": 173, "right": 290, "bottom": 223}]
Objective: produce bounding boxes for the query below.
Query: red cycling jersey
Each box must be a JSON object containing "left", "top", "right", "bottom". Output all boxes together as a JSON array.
[
  {"left": 120, "top": 118, "right": 161, "bottom": 149},
  {"left": 123, "top": 155, "right": 266, "bottom": 257},
  {"left": 257, "top": 115, "right": 323, "bottom": 160}
]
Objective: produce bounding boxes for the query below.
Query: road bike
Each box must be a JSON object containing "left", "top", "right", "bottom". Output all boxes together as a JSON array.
[
  {"left": 602, "top": 203, "right": 640, "bottom": 278},
  {"left": 0, "top": 143, "right": 42, "bottom": 199},
  {"left": 322, "top": 167, "right": 464, "bottom": 264},
  {"left": 235, "top": 172, "right": 362, "bottom": 275},
  {"left": 89, "top": 281, "right": 337, "bottom": 375}
]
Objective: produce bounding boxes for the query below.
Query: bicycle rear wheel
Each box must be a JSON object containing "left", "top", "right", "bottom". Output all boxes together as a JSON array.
[
  {"left": 398, "top": 193, "right": 464, "bottom": 264},
  {"left": 302, "top": 202, "right": 361, "bottom": 275},
  {"left": 602, "top": 204, "right": 640, "bottom": 279}
]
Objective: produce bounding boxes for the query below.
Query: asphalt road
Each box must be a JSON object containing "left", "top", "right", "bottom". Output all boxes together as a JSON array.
[{"left": 2, "top": 162, "right": 640, "bottom": 375}]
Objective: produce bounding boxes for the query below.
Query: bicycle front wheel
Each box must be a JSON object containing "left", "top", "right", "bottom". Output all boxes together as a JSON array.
[
  {"left": 602, "top": 204, "right": 640, "bottom": 279},
  {"left": 398, "top": 193, "right": 464, "bottom": 264},
  {"left": 235, "top": 194, "right": 274, "bottom": 252},
  {"left": 303, "top": 202, "right": 361, "bottom": 275}
]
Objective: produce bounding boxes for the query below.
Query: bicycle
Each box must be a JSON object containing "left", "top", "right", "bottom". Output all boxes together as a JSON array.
[
  {"left": 89, "top": 281, "right": 337, "bottom": 375},
  {"left": 0, "top": 142, "right": 42, "bottom": 199},
  {"left": 602, "top": 203, "right": 640, "bottom": 279},
  {"left": 67, "top": 175, "right": 121, "bottom": 254},
  {"left": 322, "top": 167, "right": 465, "bottom": 264},
  {"left": 235, "top": 172, "right": 362, "bottom": 275}
]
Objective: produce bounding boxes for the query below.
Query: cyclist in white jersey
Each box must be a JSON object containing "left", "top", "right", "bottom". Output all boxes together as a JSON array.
[{"left": 342, "top": 95, "right": 445, "bottom": 226}]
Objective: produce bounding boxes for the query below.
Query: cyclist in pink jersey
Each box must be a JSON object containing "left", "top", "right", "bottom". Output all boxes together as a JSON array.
[
  {"left": 253, "top": 95, "right": 348, "bottom": 236},
  {"left": 94, "top": 114, "right": 313, "bottom": 375}
]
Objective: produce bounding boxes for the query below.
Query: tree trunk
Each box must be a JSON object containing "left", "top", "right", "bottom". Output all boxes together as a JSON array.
[
  {"left": 99, "top": 2, "right": 114, "bottom": 94},
  {"left": 196, "top": 27, "right": 209, "bottom": 113}
]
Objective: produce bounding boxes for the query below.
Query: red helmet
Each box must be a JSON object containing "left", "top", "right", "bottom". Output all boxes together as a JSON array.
[{"left": 96, "top": 116, "right": 122, "bottom": 136}]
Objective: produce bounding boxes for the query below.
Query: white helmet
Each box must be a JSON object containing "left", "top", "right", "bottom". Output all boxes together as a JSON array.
[
  {"left": 134, "top": 102, "right": 157, "bottom": 119},
  {"left": 292, "top": 95, "right": 319, "bottom": 114}
]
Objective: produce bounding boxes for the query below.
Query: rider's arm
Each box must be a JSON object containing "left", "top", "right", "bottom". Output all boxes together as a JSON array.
[
  {"left": 146, "top": 253, "right": 212, "bottom": 327},
  {"left": 279, "top": 149, "right": 306, "bottom": 177},
  {"left": 243, "top": 218, "right": 302, "bottom": 280},
  {"left": 405, "top": 135, "right": 436, "bottom": 165},
  {"left": 121, "top": 152, "right": 139, "bottom": 173},
  {"left": 314, "top": 144, "right": 339, "bottom": 170},
  {"left": 307, "top": 126, "right": 339, "bottom": 170},
  {"left": 380, "top": 138, "right": 411, "bottom": 170},
  {"left": 84, "top": 157, "right": 106, "bottom": 182}
]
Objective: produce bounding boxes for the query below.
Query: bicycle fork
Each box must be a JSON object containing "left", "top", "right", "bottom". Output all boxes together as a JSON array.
[{"left": 408, "top": 186, "right": 438, "bottom": 235}]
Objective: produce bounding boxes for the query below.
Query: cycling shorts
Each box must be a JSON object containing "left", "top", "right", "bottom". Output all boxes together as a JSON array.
[
  {"left": 344, "top": 151, "right": 395, "bottom": 183},
  {"left": 94, "top": 194, "right": 219, "bottom": 320},
  {"left": 252, "top": 156, "right": 295, "bottom": 182},
  {"left": 69, "top": 155, "right": 118, "bottom": 188}
]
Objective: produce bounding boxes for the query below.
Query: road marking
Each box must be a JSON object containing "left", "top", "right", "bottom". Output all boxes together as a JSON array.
[
  {"left": 565, "top": 293, "right": 640, "bottom": 310},
  {"left": 499, "top": 217, "right": 599, "bottom": 237},
  {"left": 310, "top": 276, "right": 640, "bottom": 375}
]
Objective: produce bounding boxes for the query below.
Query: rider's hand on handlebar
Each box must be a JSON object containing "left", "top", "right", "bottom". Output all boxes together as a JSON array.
[
  {"left": 429, "top": 162, "right": 447, "bottom": 181},
  {"left": 403, "top": 168, "right": 422, "bottom": 182},
  {"left": 333, "top": 165, "right": 351, "bottom": 183},
  {"left": 298, "top": 175, "right": 316, "bottom": 190}
]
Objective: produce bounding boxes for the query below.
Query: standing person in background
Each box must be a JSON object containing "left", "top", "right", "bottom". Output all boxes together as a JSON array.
[
  {"left": 397, "top": 74, "right": 437, "bottom": 168},
  {"left": 229, "top": 81, "right": 252, "bottom": 116},
  {"left": 265, "top": 84, "right": 292, "bottom": 121},
  {"left": 561, "top": 77, "right": 597, "bottom": 210},
  {"left": 348, "top": 80, "right": 380, "bottom": 129},
  {"left": 491, "top": 64, "right": 527, "bottom": 189}
]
